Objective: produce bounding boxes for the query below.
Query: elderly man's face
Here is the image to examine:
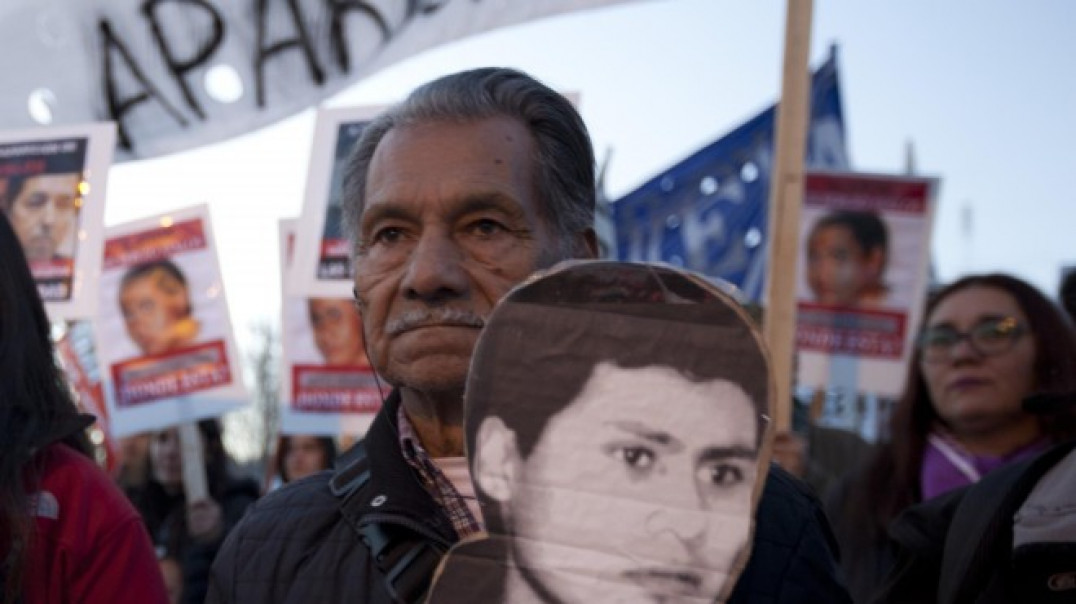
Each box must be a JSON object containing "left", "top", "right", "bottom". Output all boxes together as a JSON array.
[
  {"left": 497, "top": 362, "right": 759, "bottom": 603},
  {"left": 353, "top": 117, "right": 565, "bottom": 393},
  {"left": 7, "top": 172, "right": 81, "bottom": 261}
]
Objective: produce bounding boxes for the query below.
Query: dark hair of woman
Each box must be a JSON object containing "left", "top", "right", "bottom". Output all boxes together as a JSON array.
[
  {"left": 274, "top": 435, "right": 338, "bottom": 483},
  {"left": 837, "top": 273, "right": 1076, "bottom": 563},
  {"left": 0, "top": 213, "right": 90, "bottom": 604}
]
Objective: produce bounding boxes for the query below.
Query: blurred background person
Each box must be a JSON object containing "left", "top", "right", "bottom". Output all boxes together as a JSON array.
[
  {"left": 119, "top": 259, "right": 201, "bottom": 355},
  {"left": 308, "top": 297, "right": 369, "bottom": 367},
  {"left": 264, "top": 435, "right": 338, "bottom": 492},
  {"left": 805, "top": 210, "right": 889, "bottom": 307},
  {"left": 0, "top": 213, "right": 166, "bottom": 603},
  {"left": 0, "top": 171, "right": 81, "bottom": 263},
  {"left": 125, "top": 419, "right": 258, "bottom": 604},
  {"left": 825, "top": 273, "right": 1076, "bottom": 602}
]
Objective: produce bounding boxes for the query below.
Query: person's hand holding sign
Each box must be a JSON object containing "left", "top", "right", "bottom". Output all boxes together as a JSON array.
[{"left": 187, "top": 498, "right": 224, "bottom": 543}]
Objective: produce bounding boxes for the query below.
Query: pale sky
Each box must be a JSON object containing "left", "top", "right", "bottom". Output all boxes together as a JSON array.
[{"left": 105, "top": 0, "right": 1076, "bottom": 356}]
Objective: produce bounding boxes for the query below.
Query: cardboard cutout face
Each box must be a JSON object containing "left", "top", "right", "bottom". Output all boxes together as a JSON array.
[{"left": 427, "top": 261, "right": 773, "bottom": 604}]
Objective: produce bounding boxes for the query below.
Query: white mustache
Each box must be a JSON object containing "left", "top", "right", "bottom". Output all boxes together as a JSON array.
[{"left": 385, "top": 308, "right": 486, "bottom": 335}]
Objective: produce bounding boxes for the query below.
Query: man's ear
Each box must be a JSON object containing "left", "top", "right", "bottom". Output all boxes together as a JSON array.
[{"left": 473, "top": 416, "right": 521, "bottom": 504}]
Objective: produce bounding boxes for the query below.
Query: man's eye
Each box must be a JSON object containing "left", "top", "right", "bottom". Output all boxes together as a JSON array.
[
  {"left": 609, "top": 445, "right": 655, "bottom": 470},
  {"left": 372, "top": 227, "right": 404, "bottom": 244},
  {"left": 469, "top": 218, "right": 506, "bottom": 237},
  {"left": 700, "top": 463, "right": 744, "bottom": 487}
]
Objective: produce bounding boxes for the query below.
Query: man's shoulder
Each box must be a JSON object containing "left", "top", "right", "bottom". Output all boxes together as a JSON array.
[{"left": 729, "top": 464, "right": 853, "bottom": 603}]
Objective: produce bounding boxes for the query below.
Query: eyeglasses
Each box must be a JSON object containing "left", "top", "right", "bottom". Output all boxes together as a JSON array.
[{"left": 917, "top": 316, "right": 1027, "bottom": 364}]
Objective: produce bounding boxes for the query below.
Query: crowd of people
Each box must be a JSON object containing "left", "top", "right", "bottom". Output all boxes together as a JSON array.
[{"left": 2, "top": 66, "right": 1074, "bottom": 604}]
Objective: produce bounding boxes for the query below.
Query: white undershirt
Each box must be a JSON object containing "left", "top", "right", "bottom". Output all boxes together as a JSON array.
[{"left": 431, "top": 456, "right": 485, "bottom": 529}]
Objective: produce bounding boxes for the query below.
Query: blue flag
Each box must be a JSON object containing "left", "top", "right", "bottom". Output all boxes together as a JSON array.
[{"left": 612, "top": 51, "right": 849, "bottom": 301}]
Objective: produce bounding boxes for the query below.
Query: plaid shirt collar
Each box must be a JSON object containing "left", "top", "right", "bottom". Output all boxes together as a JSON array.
[{"left": 397, "top": 405, "right": 482, "bottom": 539}]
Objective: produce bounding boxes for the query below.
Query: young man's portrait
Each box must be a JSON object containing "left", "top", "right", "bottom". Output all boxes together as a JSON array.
[{"left": 429, "top": 262, "right": 772, "bottom": 604}]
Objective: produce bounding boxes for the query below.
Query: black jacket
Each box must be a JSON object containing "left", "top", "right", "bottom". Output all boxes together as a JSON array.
[
  {"left": 129, "top": 464, "right": 259, "bottom": 604},
  {"left": 873, "top": 439, "right": 1076, "bottom": 604},
  {"left": 209, "top": 391, "right": 851, "bottom": 603}
]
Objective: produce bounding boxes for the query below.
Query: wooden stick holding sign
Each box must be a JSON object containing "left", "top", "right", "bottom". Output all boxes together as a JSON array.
[
  {"left": 763, "top": 0, "right": 814, "bottom": 431},
  {"left": 178, "top": 422, "right": 208, "bottom": 503}
]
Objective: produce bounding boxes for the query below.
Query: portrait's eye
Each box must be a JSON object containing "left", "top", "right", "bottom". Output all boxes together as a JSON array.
[
  {"left": 24, "top": 192, "right": 48, "bottom": 209},
  {"left": 699, "top": 462, "right": 744, "bottom": 487},
  {"left": 606, "top": 444, "right": 656, "bottom": 471}
]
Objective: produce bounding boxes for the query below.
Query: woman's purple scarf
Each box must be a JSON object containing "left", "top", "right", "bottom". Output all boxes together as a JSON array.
[{"left": 920, "top": 428, "right": 1051, "bottom": 501}]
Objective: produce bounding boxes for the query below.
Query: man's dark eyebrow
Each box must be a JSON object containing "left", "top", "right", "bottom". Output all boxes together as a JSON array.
[
  {"left": 697, "top": 446, "right": 757, "bottom": 464},
  {"left": 607, "top": 420, "right": 684, "bottom": 453}
]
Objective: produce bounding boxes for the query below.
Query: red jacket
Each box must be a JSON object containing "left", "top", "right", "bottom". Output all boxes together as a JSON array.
[{"left": 22, "top": 443, "right": 168, "bottom": 604}]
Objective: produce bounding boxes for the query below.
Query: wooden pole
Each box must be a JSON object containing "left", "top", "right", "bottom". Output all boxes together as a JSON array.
[
  {"left": 178, "top": 422, "right": 208, "bottom": 502},
  {"left": 764, "top": 0, "right": 814, "bottom": 432}
]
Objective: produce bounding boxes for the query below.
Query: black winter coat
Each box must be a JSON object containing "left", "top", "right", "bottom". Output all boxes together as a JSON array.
[{"left": 209, "top": 391, "right": 852, "bottom": 603}]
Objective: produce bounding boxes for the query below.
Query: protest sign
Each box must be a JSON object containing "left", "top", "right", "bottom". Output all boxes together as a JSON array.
[
  {"left": 795, "top": 170, "right": 939, "bottom": 398},
  {"left": 280, "top": 219, "right": 382, "bottom": 436},
  {"left": 97, "top": 204, "right": 247, "bottom": 436},
  {"left": 0, "top": 122, "right": 115, "bottom": 319},
  {"left": 289, "top": 105, "right": 383, "bottom": 297},
  {"left": 612, "top": 50, "right": 848, "bottom": 302},
  {"left": 56, "top": 319, "right": 118, "bottom": 472},
  {"left": 427, "top": 261, "right": 773, "bottom": 604}
]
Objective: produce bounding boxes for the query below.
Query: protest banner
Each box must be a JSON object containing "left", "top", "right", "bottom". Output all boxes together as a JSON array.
[
  {"left": 427, "top": 261, "right": 774, "bottom": 603},
  {"left": 97, "top": 204, "right": 247, "bottom": 437},
  {"left": 0, "top": 122, "right": 115, "bottom": 319},
  {"left": 280, "top": 219, "right": 383, "bottom": 436},
  {"left": 795, "top": 170, "right": 939, "bottom": 398},
  {"left": 0, "top": 0, "right": 639, "bottom": 160},
  {"left": 612, "top": 48, "right": 848, "bottom": 304},
  {"left": 289, "top": 105, "right": 384, "bottom": 297}
]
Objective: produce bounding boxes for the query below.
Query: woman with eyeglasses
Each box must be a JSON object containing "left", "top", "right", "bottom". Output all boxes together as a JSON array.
[{"left": 825, "top": 273, "right": 1076, "bottom": 603}]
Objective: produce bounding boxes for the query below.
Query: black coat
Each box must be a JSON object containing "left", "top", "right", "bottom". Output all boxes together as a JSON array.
[
  {"left": 129, "top": 468, "right": 258, "bottom": 604},
  {"left": 209, "top": 391, "right": 851, "bottom": 603},
  {"left": 874, "top": 440, "right": 1076, "bottom": 604}
]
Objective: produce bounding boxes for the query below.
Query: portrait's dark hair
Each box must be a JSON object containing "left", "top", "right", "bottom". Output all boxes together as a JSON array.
[
  {"left": 0, "top": 213, "right": 91, "bottom": 604},
  {"left": 465, "top": 262, "right": 771, "bottom": 533},
  {"left": 810, "top": 210, "right": 889, "bottom": 263},
  {"left": 837, "top": 273, "right": 1076, "bottom": 561},
  {"left": 341, "top": 67, "right": 596, "bottom": 259},
  {"left": 275, "top": 435, "right": 337, "bottom": 483},
  {"left": 119, "top": 258, "right": 192, "bottom": 316}
]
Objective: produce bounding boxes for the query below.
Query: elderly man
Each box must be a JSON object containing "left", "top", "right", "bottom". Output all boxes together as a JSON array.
[{"left": 209, "top": 67, "right": 850, "bottom": 603}]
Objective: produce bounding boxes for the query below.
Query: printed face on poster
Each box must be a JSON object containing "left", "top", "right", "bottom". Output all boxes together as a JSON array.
[
  {"left": 288, "top": 105, "right": 386, "bottom": 298},
  {"left": 795, "top": 171, "right": 939, "bottom": 397},
  {"left": 426, "top": 261, "right": 774, "bottom": 604},
  {"left": 279, "top": 219, "right": 382, "bottom": 436},
  {"left": 0, "top": 123, "right": 115, "bottom": 319},
  {"left": 97, "top": 205, "right": 247, "bottom": 437}
]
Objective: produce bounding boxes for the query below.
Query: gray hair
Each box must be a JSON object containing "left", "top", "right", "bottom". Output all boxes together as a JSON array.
[{"left": 340, "top": 67, "right": 596, "bottom": 259}]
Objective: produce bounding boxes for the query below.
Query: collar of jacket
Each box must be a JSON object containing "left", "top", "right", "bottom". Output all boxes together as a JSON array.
[{"left": 334, "top": 389, "right": 458, "bottom": 549}]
